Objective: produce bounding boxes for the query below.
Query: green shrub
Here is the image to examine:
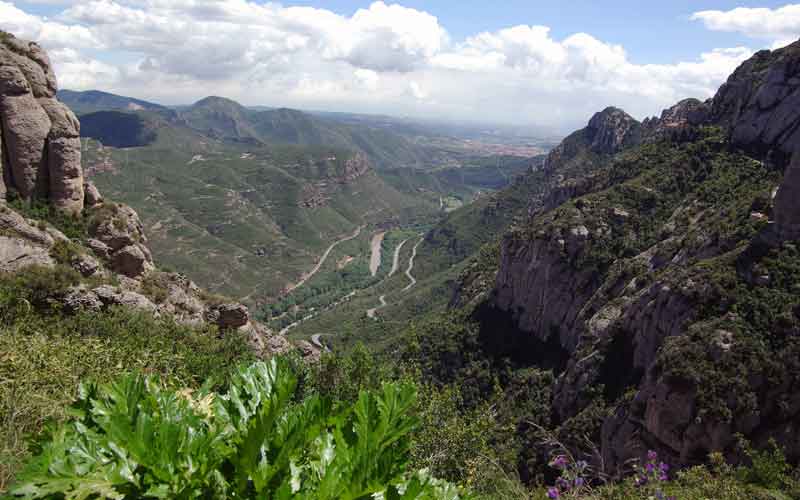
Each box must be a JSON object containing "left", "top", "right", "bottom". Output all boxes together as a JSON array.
[
  {"left": 8, "top": 198, "right": 89, "bottom": 241},
  {"left": 8, "top": 358, "right": 466, "bottom": 499}
]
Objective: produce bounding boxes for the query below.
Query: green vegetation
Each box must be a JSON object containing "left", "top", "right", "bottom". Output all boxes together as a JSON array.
[
  {"left": 9, "top": 358, "right": 465, "bottom": 499},
  {"left": 79, "top": 111, "right": 158, "bottom": 147},
  {"left": 0, "top": 266, "right": 252, "bottom": 492}
]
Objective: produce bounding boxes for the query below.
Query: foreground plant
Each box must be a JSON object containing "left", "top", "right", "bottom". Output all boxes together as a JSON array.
[{"left": 9, "top": 358, "right": 465, "bottom": 499}]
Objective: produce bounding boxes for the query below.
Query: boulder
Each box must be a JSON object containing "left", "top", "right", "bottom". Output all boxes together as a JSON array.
[
  {"left": 110, "top": 243, "right": 154, "bottom": 278},
  {"left": 84, "top": 181, "right": 103, "bottom": 207},
  {"left": 89, "top": 203, "right": 147, "bottom": 251},
  {"left": 0, "top": 234, "right": 53, "bottom": 272},
  {"left": 214, "top": 303, "right": 250, "bottom": 329}
]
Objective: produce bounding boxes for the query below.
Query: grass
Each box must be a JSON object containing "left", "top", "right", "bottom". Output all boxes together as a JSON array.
[{"left": 0, "top": 266, "right": 252, "bottom": 492}]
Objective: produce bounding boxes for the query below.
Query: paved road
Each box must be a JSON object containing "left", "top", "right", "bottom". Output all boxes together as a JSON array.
[
  {"left": 284, "top": 225, "right": 362, "bottom": 294},
  {"left": 402, "top": 237, "right": 423, "bottom": 292},
  {"left": 389, "top": 239, "right": 408, "bottom": 276}
]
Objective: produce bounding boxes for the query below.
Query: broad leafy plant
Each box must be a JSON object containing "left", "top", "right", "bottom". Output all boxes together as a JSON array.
[{"left": 9, "top": 358, "right": 465, "bottom": 499}]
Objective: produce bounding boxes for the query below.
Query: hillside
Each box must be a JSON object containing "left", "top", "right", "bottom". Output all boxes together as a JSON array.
[
  {"left": 57, "top": 89, "right": 169, "bottom": 115},
  {"left": 63, "top": 89, "right": 538, "bottom": 302},
  {"left": 389, "top": 38, "right": 800, "bottom": 491},
  {"left": 0, "top": 32, "right": 311, "bottom": 490}
]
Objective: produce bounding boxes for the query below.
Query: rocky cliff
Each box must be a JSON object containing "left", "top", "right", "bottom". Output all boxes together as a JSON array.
[
  {"left": 0, "top": 32, "right": 300, "bottom": 360},
  {"left": 0, "top": 32, "right": 83, "bottom": 214},
  {"left": 489, "top": 39, "right": 800, "bottom": 473},
  {"left": 711, "top": 40, "right": 800, "bottom": 167}
]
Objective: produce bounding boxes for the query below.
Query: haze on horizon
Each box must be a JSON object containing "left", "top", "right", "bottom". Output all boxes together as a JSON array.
[{"left": 2, "top": 0, "right": 799, "bottom": 132}]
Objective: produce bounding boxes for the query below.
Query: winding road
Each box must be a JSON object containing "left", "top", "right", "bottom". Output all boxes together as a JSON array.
[
  {"left": 389, "top": 239, "right": 408, "bottom": 276},
  {"left": 366, "top": 295, "right": 387, "bottom": 319},
  {"left": 284, "top": 225, "right": 363, "bottom": 294},
  {"left": 402, "top": 237, "right": 423, "bottom": 292}
]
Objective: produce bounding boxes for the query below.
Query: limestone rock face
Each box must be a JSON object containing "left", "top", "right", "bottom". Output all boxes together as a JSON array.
[
  {"left": 0, "top": 32, "right": 83, "bottom": 213},
  {"left": 585, "top": 107, "right": 642, "bottom": 155},
  {"left": 711, "top": 40, "right": 800, "bottom": 165}
]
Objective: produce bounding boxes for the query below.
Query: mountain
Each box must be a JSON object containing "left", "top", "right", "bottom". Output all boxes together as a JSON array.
[
  {"left": 391, "top": 38, "right": 800, "bottom": 482},
  {"left": 57, "top": 89, "right": 168, "bottom": 115},
  {"left": 287, "top": 38, "right": 800, "bottom": 491},
  {"left": 180, "top": 96, "right": 436, "bottom": 169}
]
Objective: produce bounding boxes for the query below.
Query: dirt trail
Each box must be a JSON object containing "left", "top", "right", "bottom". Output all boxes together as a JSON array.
[
  {"left": 369, "top": 232, "right": 386, "bottom": 276},
  {"left": 402, "top": 238, "right": 423, "bottom": 292},
  {"left": 284, "top": 225, "right": 362, "bottom": 294}
]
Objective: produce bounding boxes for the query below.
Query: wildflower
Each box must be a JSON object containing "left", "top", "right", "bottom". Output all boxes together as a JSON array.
[
  {"left": 550, "top": 455, "right": 568, "bottom": 469},
  {"left": 647, "top": 450, "right": 658, "bottom": 462},
  {"left": 574, "top": 477, "right": 585, "bottom": 488},
  {"left": 546, "top": 487, "right": 560, "bottom": 499}
]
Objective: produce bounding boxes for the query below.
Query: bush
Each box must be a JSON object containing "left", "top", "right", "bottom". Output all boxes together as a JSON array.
[{"left": 8, "top": 358, "right": 466, "bottom": 499}]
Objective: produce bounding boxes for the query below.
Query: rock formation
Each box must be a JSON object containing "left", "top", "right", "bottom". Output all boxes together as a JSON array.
[
  {"left": 0, "top": 32, "right": 299, "bottom": 362},
  {"left": 488, "top": 39, "right": 800, "bottom": 474},
  {"left": 0, "top": 32, "right": 83, "bottom": 213},
  {"left": 711, "top": 40, "right": 800, "bottom": 166}
]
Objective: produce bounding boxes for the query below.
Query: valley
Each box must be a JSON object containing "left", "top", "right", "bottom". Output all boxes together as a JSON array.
[{"left": 64, "top": 89, "right": 544, "bottom": 326}]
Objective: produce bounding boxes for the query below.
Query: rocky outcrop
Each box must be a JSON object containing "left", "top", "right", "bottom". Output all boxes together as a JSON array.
[
  {"left": 487, "top": 41, "right": 800, "bottom": 475},
  {"left": 710, "top": 40, "right": 800, "bottom": 166},
  {"left": 585, "top": 107, "right": 642, "bottom": 155},
  {"left": 87, "top": 202, "right": 154, "bottom": 278},
  {"left": 0, "top": 32, "right": 83, "bottom": 213},
  {"left": 643, "top": 98, "right": 711, "bottom": 142}
]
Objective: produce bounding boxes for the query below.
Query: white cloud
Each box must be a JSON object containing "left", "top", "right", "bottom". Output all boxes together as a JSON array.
[
  {"left": 692, "top": 4, "right": 800, "bottom": 48},
  {"left": 0, "top": 0, "right": 768, "bottom": 129}
]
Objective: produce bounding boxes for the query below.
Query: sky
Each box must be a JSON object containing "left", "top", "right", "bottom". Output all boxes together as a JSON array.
[{"left": 2, "top": 1, "right": 800, "bottom": 131}]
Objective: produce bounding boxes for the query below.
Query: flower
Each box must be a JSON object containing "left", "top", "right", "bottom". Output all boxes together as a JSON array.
[
  {"left": 546, "top": 487, "right": 560, "bottom": 499},
  {"left": 550, "top": 455, "right": 568, "bottom": 469},
  {"left": 574, "top": 477, "right": 585, "bottom": 488},
  {"left": 647, "top": 450, "right": 658, "bottom": 462}
]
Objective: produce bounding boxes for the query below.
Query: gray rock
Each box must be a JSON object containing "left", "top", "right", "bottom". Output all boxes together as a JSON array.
[
  {"left": 88, "top": 203, "right": 147, "bottom": 251},
  {"left": 84, "top": 181, "right": 103, "bottom": 207},
  {"left": 71, "top": 253, "right": 101, "bottom": 277},
  {"left": 214, "top": 303, "right": 249, "bottom": 329},
  {"left": 110, "top": 243, "right": 154, "bottom": 278},
  {"left": 0, "top": 91, "right": 51, "bottom": 199},
  {"left": 47, "top": 136, "right": 83, "bottom": 215},
  {"left": 711, "top": 41, "right": 800, "bottom": 164},
  {"left": 62, "top": 287, "right": 103, "bottom": 312},
  {"left": 0, "top": 234, "right": 53, "bottom": 272}
]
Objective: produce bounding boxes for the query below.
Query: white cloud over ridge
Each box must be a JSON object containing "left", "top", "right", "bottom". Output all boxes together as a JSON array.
[
  {"left": 0, "top": 0, "right": 779, "bottom": 129},
  {"left": 692, "top": 4, "right": 800, "bottom": 49}
]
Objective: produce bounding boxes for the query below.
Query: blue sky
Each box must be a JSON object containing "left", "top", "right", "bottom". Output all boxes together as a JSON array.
[{"left": 4, "top": 1, "right": 800, "bottom": 129}]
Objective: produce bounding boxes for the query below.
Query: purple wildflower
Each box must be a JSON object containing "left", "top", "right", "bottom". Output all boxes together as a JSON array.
[
  {"left": 550, "top": 455, "right": 568, "bottom": 469},
  {"left": 574, "top": 477, "right": 585, "bottom": 488},
  {"left": 647, "top": 450, "right": 658, "bottom": 462},
  {"left": 546, "top": 487, "right": 560, "bottom": 499}
]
